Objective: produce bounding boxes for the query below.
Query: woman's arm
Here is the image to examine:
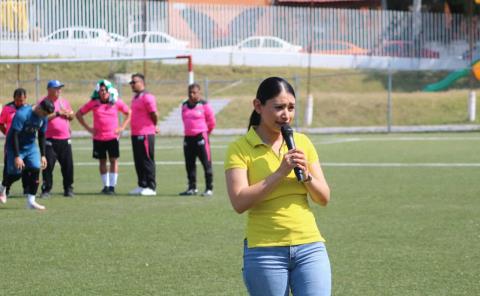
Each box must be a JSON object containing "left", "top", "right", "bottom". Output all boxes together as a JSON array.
[
  {"left": 284, "top": 148, "right": 330, "bottom": 206},
  {"left": 304, "top": 161, "right": 330, "bottom": 206},
  {"left": 225, "top": 149, "right": 300, "bottom": 214},
  {"left": 225, "top": 168, "right": 285, "bottom": 214}
]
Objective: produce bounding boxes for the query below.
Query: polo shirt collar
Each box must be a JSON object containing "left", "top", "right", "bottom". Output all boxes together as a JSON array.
[
  {"left": 134, "top": 91, "right": 146, "bottom": 99},
  {"left": 246, "top": 127, "right": 267, "bottom": 148}
]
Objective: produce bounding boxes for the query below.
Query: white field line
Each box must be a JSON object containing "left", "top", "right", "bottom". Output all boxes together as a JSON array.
[
  {"left": 73, "top": 145, "right": 228, "bottom": 151},
  {"left": 313, "top": 136, "right": 480, "bottom": 145},
  {"left": 68, "top": 161, "right": 480, "bottom": 168},
  {"left": 322, "top": 162, "right": 480, "bottom": 167},
  {"left": 358, "top": 136, "right": 480, "bottom": 141},
  {"left": 318, "top": 138, "right": 362, "bottom": 144},
  {"left": 70, "top": 136, "right": 480, "bottom": 150}
]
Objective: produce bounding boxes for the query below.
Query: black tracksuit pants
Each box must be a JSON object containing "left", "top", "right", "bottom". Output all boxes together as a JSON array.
[
  {"left": 183, "top": 133, "right": 213, "bottom": 191},
  {"left": 131, "top": 134, "right": 156, "bottom": 190},
  {"left": 2, "top": 152, "right": 23, "bottom": 194},
  {"left": 41, "top": 138, "right": 74, "bottom": 193}
]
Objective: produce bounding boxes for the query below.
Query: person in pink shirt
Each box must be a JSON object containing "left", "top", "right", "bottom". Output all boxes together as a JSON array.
[
  {"left": 128, "top": 73, "right": 159, "bottom": 196},
  {"left": 76, "top": 80, "right": 131, "bottom": 195},
  {"left": 40, "top": 80, "right": 75, "bottom": 198},
  {"left": 0, "top": 88, "right": 28, "bottom": 135},
  {"left": 179, "top": 83, "right": 216, "bottom": 197},
  {"left": 0, "top": 88, "right": 28, "bottom": 196}
]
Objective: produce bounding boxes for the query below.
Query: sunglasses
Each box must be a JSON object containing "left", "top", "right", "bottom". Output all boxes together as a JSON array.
[{"left": 129, "top": 80, "right": 140, "bottom": 85}]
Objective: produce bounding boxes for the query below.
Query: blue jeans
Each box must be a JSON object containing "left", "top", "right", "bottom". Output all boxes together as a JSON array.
[{"left": 243, "top": 240, "right": 331, "bottom": 296}]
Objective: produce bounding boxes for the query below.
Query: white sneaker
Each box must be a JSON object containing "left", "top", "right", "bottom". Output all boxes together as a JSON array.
[
  {"left": 140, "top": 188, "right": 156, "bottom": 196},
  {"left": 201, "top": 190, "right": 213, "bottom": 197},
  {"left": 129, "top": 187, "right": 144, "bottom": 195},
  {"left": 26, "top": 195, "right": 46, "bottom": 210},
  {"left": 0, "top": 184, "right": 6, "bottom": 204}
]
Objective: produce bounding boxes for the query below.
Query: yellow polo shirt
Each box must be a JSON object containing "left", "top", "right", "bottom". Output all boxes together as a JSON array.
[{"left": 225, "top": 127, "right": 325, "bottom": 247}]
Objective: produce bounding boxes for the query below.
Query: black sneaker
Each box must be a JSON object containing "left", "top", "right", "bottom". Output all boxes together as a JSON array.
[
  {"left": 40, "top": 191, "right": 51, "bottom": 199},
  {"left": 108, "top": 186, "right": 115, "bottom": 195},
  {"left": 179, "top": 188, "right": 198, "bottom": 196},
  {"left": 64, "top": 189, "right": 74, "bottom": 198}
]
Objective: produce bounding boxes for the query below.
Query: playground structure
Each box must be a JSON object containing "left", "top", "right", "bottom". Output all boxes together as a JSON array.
[
  {"left": 423, "top": 59, "right": 480, "bottom": 92},
  {"left": 423, "top": 59, "right": 479, "bottom": 122}
]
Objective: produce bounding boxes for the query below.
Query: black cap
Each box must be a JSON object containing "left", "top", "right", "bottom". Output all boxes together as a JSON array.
[{"left": 40, "top": 99, "right": 55, "bottom": 114}]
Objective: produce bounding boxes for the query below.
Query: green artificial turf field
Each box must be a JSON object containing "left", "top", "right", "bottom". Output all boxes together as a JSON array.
[{"left": 1, "top": 133, "right": 479, "bottom": 295}]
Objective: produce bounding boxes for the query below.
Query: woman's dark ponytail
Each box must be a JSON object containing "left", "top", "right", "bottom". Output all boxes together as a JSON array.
[{"left": 248, "top": 111, "right": 261, "bottom": 130}]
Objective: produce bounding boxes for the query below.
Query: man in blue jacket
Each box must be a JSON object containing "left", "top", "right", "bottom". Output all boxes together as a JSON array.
[{"left": 0, "top": 100, "right": 55, "bottom": 210}]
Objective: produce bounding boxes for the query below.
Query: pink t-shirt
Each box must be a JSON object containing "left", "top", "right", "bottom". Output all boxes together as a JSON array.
[
  {"left": 181, "top": 100, "right": 216, "bottom": 136},
  {"left": 79, "top": 99, "right": 130, "bottom": 141},
  {"left": 41, "top": 97, "right": 72, "bottom": 139},
  {"left": 0, "top": 102, "right": 19, "bottom": 135},
  {"left": 130, "top": 92, "right": 157, "bottom": 136}
]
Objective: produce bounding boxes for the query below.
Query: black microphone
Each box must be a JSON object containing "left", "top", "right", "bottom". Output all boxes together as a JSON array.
[{"left": 280, "top": 124, "right": 305, "bottom": 182}]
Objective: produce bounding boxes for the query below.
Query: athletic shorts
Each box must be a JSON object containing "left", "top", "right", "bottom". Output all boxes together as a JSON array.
[
  {"left": 6, "top": 146, "right": 40, "bottom": 175},
  {"left": 92, "top": 139, "right": 120, "bottom": 159}
]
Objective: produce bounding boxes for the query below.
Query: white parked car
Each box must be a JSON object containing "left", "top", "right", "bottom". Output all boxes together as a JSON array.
[
  {"left": 213, "top": 36, "right": 302, "bottom": 53},
  {"left": 108, "top": 33, "right": 127, "bottom": 43},
  {"left": 119, "top": 31, "right": 188, "bottom": 50},
  {"left": 41, "top": 27, "right": 117, "bottom": 45},
  {"left": 114, "top": 31, "right": 189, "bottom": 56}
]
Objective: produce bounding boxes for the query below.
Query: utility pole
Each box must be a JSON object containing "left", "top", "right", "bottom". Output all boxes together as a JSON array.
[
  {"left": 412, "top": 0, "right": 422, "bottom": 11},
  {"left": 468, "top": 0, "right": 476, "bottom": 122},
  {"left": 412, "top": 0, "right": 422, "bottom": 56},
  {"left": 16, "top": 0, "right": 20, "bottom": 85},
  {"left": 304, "top": 0, "right": 314, "bottom": 127},
  {"left": 142, "top": 0, "right": 147, "bottom": 77},
  {"left": 381, "top": 0, "right": 387, "bottom": 10}
]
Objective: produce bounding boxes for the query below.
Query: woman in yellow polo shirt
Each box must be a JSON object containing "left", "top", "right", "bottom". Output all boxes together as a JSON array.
[{"left": 225, "top": 77, "right": 331, "bottom": 296}]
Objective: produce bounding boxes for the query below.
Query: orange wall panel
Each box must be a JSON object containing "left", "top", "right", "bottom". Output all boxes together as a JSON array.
[
  {"left": 168, "top": 4, "right": 272, "bottom": 48},
  {"left": 170, "top": 0, "right": 270, "bottom": 5}
]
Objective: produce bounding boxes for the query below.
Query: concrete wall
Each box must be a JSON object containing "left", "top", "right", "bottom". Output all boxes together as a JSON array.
[{"left": 0, "top": 41, "right": 467, "bottom": 71}]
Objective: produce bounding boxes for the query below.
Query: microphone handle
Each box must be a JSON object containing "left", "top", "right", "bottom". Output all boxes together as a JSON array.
[
  {"left": 293, "top": 167, "right": 305, "bottom": 182},
  {"left": 284, "top": 133, "right": 305, "bottom": 182}
]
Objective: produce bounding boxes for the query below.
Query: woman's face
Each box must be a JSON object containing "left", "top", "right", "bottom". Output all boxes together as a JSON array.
[
  {"left": 255, "top": 89, "right": 295, "bottom": 133},
  {"left": 98, "top": 85, "right": 110, "bottom": 102}
]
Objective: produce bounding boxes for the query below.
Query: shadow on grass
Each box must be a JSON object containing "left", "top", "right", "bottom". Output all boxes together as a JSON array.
[
  {"left": 0, "top": 207, "right": 18, "bottom": 210},
  {"left": 60, "top": 192, "right": 176, "bottom": 198}
]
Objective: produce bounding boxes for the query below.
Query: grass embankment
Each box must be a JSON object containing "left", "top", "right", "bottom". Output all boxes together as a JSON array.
[{"left": 1, "top": 62, "right": 479, "bottom": 129}]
